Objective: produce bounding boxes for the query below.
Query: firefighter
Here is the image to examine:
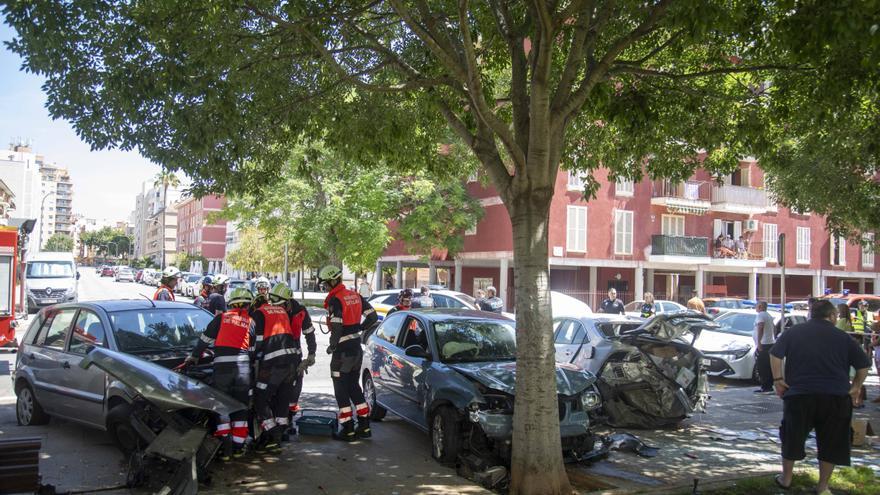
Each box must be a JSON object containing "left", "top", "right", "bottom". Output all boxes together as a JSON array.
[
  {"left": 319, "top": 265, "right": 378, "bottom": 441},
  {"left": 193, "top": 276, "right": 213, "bottom": 309},
  {"left": 251, "top": 276, "right": 271, "bottom": 311},
  {"left": 275, "top": 283, "right": 318, "bottom": 421},
  {"left": 386, "top": 288, "right": 414, "bottom": 316},
  {"left": 184, "top": 288, "right": 254, "bottom": 460},
  {"left": 251, "top": 282, "right": 299, "bottom": 453},
  {"left": 208, "top": 274, "right": 230, "bottom": 315},
  {"left": 154, "top": 266, "right": 181, "bottom": 301}
]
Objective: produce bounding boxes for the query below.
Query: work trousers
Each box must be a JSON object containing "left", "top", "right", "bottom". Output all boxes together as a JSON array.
[
  {"left": 254, "top": 362, "right": 295, "bottom": 438},
  {"left": 213, "top": 363, "right": 251, "bottom": 448},
  {"left": 756, "top": 345, "right": 774, "bottom": 391},
  {"left": 330, "top": 347, "right": 369, "bottom": 423}
]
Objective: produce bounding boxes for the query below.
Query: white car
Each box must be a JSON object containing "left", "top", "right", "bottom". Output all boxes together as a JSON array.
[
  {"left": 623, "top": 299, "right": 687, "bottom": 318},
  {"left": 368, "top": 289, "right": 481, "bottom": 320},
  {"left": 115, "top": 268, "right": 135, "bottom": 283},
  {"left": 179, "top": 274, "right": 203, "bottom": 297},
  {"left": 141, "top": 269, "right": 157, "bottom": 285},
  {"left": 695, "top": 309, "right": 808, "bottom": 381}
]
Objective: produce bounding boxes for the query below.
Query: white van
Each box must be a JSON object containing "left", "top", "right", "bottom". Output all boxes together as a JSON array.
[{"left": 25, "top": 252, "right": 79, "bottom": 312}]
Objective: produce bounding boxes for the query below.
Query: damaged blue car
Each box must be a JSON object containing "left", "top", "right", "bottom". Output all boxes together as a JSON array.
[{"left": 360, "top": 309, "right": 602, "bottom": 466}]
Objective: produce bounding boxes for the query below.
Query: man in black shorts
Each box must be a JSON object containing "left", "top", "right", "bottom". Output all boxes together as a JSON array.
[{"left": 769, "top": 299, "right": 870, "bottom": 494}]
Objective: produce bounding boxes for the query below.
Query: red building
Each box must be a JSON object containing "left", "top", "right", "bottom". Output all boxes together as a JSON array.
[
  {"left": 377, "top": 161, "right": 879, "bottom": 311},
  {"left": 176, "top": 195, "right": 228, "bottom": 263}
]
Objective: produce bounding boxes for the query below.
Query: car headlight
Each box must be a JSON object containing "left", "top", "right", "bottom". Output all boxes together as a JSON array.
[
  {"left": 580, "top": 391, "right": 602, "bottom": 410},
  {"left": 726, "top": 345, "right": 751, "bottom": 359}
]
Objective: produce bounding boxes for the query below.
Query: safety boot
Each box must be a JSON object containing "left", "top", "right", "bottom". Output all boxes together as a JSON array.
[
  {"left": 336, "top": 421, "right": 356, "bottom": 442},
  {"left": 355, "top": 417, "right": 371, "bottom": 439}
]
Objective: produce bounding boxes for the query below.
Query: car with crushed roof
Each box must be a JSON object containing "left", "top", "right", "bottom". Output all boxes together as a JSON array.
[
  {"left": 552, "top": 311, "right": 713, "bottom": 428},
  {"left": 361, "top": 309, "right": 603, "bottom": 466},
  {"left": 11, "top": 299, "right": 244, "bottom": 464}
]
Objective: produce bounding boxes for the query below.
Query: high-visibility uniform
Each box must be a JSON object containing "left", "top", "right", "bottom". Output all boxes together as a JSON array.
[
  {"left": 853, "top": 310, "right": 874, "bottom": 334},
  {"left": 324, "top": 284, "right": 377, "bottom": 432},
  {"left": 286, "top": 299, "right": 317, "bottom": 414},
  {"left": 190, "top": 308, "right": 254, "bottom": 453},
  {"left": 252, "top": 304, "right": 297, "bottom": 444},
  {"left": 154, "top": 285, "right": 175, "bottom": 301}
]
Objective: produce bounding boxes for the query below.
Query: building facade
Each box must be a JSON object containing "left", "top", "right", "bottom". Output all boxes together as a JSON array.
[
  {"left": 175, "top": 194, "right": 227, "bottom": 262},
  {"left": 377, "top": 161, "right": 880, "bottom": 311},
  {"left": 39, "top": 162, "right": 74, "bottom": 249},
  {"left": 0, "top": 144, "right": 44, "bottom": 251},
  {"left": 131, "top": 179, "right": 181, "bottom": 267}
]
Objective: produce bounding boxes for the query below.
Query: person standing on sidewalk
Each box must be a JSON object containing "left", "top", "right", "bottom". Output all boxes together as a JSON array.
[
  {"left": 769, "top": 299, "right": 870, "bottom": 494},
  {"left": 753, "top": 301, "right": 776, "bottom": 393},
  {"left": 599, "top": 288, "right": 624, "bottom": 314}
]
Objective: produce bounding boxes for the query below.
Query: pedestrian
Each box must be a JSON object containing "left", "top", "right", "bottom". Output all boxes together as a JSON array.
[
  {"left": 184, "top": 288, "right": 254, "bottom": 460},
  {"left": 753, "top": 301, "right": 776, "bottom": 393},
  {"left": 769, "top": 299, "right": 870, "bottom": 494},
  {"left": 415, "top": 285, "right": 434, "bottom": 309},
  {"left": 193, "top": 276, "right": 213, "bottom": 309},
  {"left": 687, "top": 290, "right": 706, "bottom": 314},
  {"left": 358, "top": 277, "right": 372, "bottom": 298},
  {"left": 251, "top": 282, "right": 299, "bottom": 453},
  {"left": 208, "top": 274, "right": 230, "bottom": 315},
  {"left": 386, "top": 288, "right": 414, "bottom": 316},
  {"left": 640, "top": 292, "right": 655, "bottom": 318},
  {"left": 319, "top": 265, "right": 378, "bottom": 441},
  {"left": 474, "top": 289, "right": 486, "bottom": 307},
  {"left": 478, "top": 286, "right": 504, "bottom": 313},
  {"left": 599, "top": 288, "right": 625, "bottom": 314},
  {"left": 153, "top": 266, "right": 181, "bottom": 301},
  {"left": 385, "top": 277, "right": 393, "bottom": 290}
]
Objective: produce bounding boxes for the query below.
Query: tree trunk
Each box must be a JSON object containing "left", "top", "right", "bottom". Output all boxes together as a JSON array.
[{"left": 508, "top": 187, "right": 571, "bottom": 494}]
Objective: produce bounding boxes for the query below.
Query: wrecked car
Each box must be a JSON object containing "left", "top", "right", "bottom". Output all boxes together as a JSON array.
[
  {"left": 361, "top": 309, "right": 603, "bottom": 466},
  {"left": 553, "top": 312, "right": 714, "bottom": 428}
]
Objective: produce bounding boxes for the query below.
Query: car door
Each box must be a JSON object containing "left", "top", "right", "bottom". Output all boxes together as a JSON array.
[
  {"left": 553, "top": 318, "right": 575, "bottom": 362},
  {"left": 26, "top": 308, "right": 78, "bottom": 415},
  {"left": 394, "top": 315, "right": 431, "bottom": 423},
  {"left": 57, "top": 309, "right": 108, "bottom": 427},
  {"left": 366, "top": 312, "right": 408, "bottom": 413},
  {"left": 553, "top": 318, "right": 590, "bottom": 367}
]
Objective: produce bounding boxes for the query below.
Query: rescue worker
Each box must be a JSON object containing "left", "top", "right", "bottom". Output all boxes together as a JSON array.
[
  {"left": 853, "top": 300, "right": 874, "bottom": 353},
  {"left": 250, "top": 276, "right": 271, "bottom": 312},
  {"left": 154, "top": 266, "right": 181, "bottom": 301},
  {"left": 193, "top": 276, "right": 213, "bottom": 309},
  {"left": 251, "top": 282, "right": 299, "bottom": 453},
  {"left": 184, "top": 288, "right": 254, "bottom": 460},
  {"left": 208, "top": 274, "right": 230, "bottom": 315},
  {"left": 640, "top": 292, "right": 656, "bottom": 318},
  {"left": 319, "top": 265, "right": 378, "bottom": 441},
  {"left": 386, "top": 288, "right": 414, "bottom": 316}
]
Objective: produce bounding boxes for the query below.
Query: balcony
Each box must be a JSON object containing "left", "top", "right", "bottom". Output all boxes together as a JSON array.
[
  {"left": 710, "top": 185, "right": 772, "bottom": 214},
  {"left": 650, "top": 180, "right": 711, "bottom": 215},
  {"left": 710, "top": 236, "right": 767, "bottom": 268},
  {"left": 648, "top": 235, "right": 711, "bottom": 264}
]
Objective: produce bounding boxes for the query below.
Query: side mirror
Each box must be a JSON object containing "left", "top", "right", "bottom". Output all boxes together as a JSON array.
[{"left": 405, "top": 345, "right": 430, "bottom": 360}]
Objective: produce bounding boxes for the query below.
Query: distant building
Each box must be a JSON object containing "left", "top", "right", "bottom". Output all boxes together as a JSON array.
[
  {"left": 0, "top": 179, "right": 16, "bottom": 225},
  {"left": 39, "top": 161, "right": 74, "bottom": 249},
  {"left": 0, "top": 143, "right": 43, "bottom": 250},
  {"left": 132, "top": 179, "right": 181, "bottom": 267},
  {"left": 175, "top": 194, "right": 227, "bottom": 270}
]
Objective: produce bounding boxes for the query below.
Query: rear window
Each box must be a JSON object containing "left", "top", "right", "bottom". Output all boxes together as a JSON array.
[
  {"left": 596, "top": 322, "right": 642, "bottom": 338},
  {"left": 109, "top": 308, "right": 213, "bottom": 353},
  {"left": 27, "top": 261, "right": 75, "bottom": 278}
]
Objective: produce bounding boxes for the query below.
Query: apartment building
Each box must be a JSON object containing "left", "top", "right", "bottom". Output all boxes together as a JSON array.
[
  {"left": 131, "top": 179, "right": 182, "bottom": 267},
  {"left": 39, "top": 162, "right": 74, "bottom": 248},
  {"left": 176, "top": 194, "right": 227, "bottom": 263},
  {"left": 377, "top": 161, "right": 879, "bottom": 311},
  {"left": 0, "top": 144, "right": 43, "bottom": 250}
]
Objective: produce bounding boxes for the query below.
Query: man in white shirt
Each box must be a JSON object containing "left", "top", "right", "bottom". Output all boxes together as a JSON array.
[{"left": 754, "top": 301, "right": 776, "bottom": 393}]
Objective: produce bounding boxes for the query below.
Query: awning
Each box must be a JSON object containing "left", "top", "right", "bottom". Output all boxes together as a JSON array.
[{"left": 667, "top": 204, "right": 709, "bottom": 216}]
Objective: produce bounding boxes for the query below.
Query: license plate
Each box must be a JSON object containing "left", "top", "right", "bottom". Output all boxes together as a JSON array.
[{"left": 42, "top": 299, "right": 59, "bottom": 304}]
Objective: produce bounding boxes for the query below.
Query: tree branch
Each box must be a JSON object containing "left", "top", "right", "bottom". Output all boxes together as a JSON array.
[
  {"left": 551, "top": 2, "right": 593, "bottom": 111},
  {"left": 611, "top": 63, "right": 813, "bottom": 80},
  {"left": 614, "top": 29, "right": 684, "bottom": 66},
  {"left": 554, "top": 0, "right": 594, "bottom": 28},
  {"left": 388, "top": 0, "right": 470, "bottom": 84}
]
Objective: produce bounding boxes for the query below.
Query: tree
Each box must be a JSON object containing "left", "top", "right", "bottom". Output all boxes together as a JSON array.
[
  {"left": 44, "top": 233, "right": 74, "bottom": 252},
  {"left": 177, "top": 251, "right": 208, "bottom": 273},
  {"left": 226, "top": 227, "right": 285, "bottom": 273},
  {"left": 153, "top": 169, "right": 180, "bottom": 269},
  {"left": 6, "top": 2, "right": 879, "bottom": 491}
]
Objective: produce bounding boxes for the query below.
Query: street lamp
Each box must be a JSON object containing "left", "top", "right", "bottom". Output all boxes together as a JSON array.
[{"left": 38, "top": 191, "right": 55, "bottom": 251}]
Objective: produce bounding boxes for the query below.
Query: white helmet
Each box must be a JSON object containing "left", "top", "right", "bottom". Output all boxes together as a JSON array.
[
  {"left": 255, "top": 276, "right": 271, "bottom": 290},
  {"left": 213, "top": 273, "right": 230, "bottom": 286},
  {"left": 162, "top": 266, "right": 181, "bottom": 279}
]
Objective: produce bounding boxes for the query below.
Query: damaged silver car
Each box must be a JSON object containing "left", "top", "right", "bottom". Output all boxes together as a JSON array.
[
  {"left": 553, "top": 312, "right": 714, "bottom": 428},
  {"left": 361, "top": 309, "right": 603, "bottom": 466}
]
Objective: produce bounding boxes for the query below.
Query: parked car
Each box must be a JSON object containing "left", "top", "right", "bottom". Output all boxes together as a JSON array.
[
  {"left": 819, "top": 293, "right": 880, "bottom": 313},
  {"left": 223, "top": 279, "right": 253, "bottom": 300},
  {"left": 141, "top": 268, "right": 157, "bottom": 285},
  {"left": 174, "top": 272, "right": 195, "bottom": 294},
  {"left": 101, "top": 266, "right": 114, "bottom": 277},
  {"left": 25, "top": 252, "right": 79, "bottom": 312},
  {"left": 623, "top": 299, "right": 687, "bottom": 318},
  {"left": 12, "top": 300, "right": 220, "bottom": 454},
  {"left": 368, "top": 288, "right": 523, "bottom": 320},
  {"left": 181, "top": 274, "right": 203, "bottom": 297},
  {"left": 552, "top": 312, "right": 711, "bottom": 428},
  {"left": 95, "top": 265, "right": 105, "bottom": 274},
  {"left": 361, "top": 309, "right": 602, "bottom": 465},
  {"left": 694, "top": 309, "right": 808, "bottom": 382},
  {"left": 115, "top": 268, "right": 135, "bottom": 283},
  {"left": 703, "top": 298, "right": 749, "bottom": 317},
  {"left": 134, "top": 269, "right": 144, "bottom": 283}
]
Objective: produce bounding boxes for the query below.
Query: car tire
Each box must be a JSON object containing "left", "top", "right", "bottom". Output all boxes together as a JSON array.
[
  {"left": 107, "top": 403, "right": 147, "bottom": 454},
  {"left": 362, "top": 374, "right": 387, "bottom": 420},
  {"left": 16, "top": 383, "right": 50, "bottom": 426},
  {"left": 430, "top": 406, "right": 462, "bottom": 466}
]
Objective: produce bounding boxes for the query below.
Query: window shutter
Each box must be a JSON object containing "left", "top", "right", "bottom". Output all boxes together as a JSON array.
[
  {"left": 713, "top": 219, "right": 723, "bottom": 238},
  {"left": 733, "top": 221, "right": 742, "bottom": 239}
]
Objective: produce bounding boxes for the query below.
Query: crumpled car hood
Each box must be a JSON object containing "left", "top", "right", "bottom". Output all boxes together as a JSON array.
[
  {"left": 622, "top": 312, "right": 720, "bottom": 342},
  {"left": 82, "top": 347, "right": 247, "bottom": 416},
  {"left": 449, "top": 361, "right": 596, "bottom": 396}
]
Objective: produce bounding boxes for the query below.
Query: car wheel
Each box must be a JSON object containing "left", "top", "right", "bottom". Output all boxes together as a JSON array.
[
  {"left": 107, "top": 403, "right": 146, "bottom": 454},
  {"left": 16, "top": 383, "right": 50, "bottom": 426},
  {"left": 430, "top": 406, "right": 462, "bottom": 466},
  {"left": 362, "top": 374, "right": 387, "bottom": 420}
]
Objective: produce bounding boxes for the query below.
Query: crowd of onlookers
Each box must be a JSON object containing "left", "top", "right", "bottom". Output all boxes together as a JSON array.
[{"left": 713, "top": 233, "right": 751, "bottom": 258}]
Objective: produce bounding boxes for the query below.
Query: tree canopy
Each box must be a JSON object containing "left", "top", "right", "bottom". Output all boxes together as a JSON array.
[
  {"left": 79, "top": 227, "right": 132, "bottom": 258},
  {"left": 43, "top": 233, "right": 73, "bottom": 252}
]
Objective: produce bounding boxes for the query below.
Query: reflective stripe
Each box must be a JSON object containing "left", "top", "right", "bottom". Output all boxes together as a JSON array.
[
  {"left": 329, "top": 317, "right": 343, "bottom": 324},
  {"left": 363, "top": 308, "right": 375, "bottom": 315},
  {"left": 232, "top": 435, "right": 246, "bottom": 444},
  {"left": 303, "top": 326, "right": 315, "bottom": 334},
  {"left": 339, "top": 406, "right": 352, "bottom": 413},
  {"left": 276, "top": 417, "right": 289, "bottom": 426},
  {"left": 232, "top": 421, "right": 248, "bottom": 427},
  {"left": 331, "top": 371, "right": 341, "bottom": 378},
  {"left": 255, "top": 335, "right": 264, "bottom": 342},
  {"left": 200, "top": 334, "right": 215, "bottom": 344},
  {"left": 338, "top": 331, "right": 362, "bottom": 343},
  {"left": 256, "top": 382, "right": 268, "bottom": 390},
  {"left": 355, "top": 403, "right": 369, "bottom": 416},
  {"left": 261, "top": 418, "right": 276, "bottom": 430},
  {"left": 262, "top": 348, "right": 301, "bottom": 361},
  {"left": 339, "top": 415, "right": 353, "bottom": 423},
  {"left": 213, "top": 354, "right": 250, "bottom": 364}
]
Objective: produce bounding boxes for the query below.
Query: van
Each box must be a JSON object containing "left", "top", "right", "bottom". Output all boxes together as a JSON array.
[{"left": 25, "top": 252, "right": 79, "bottom": 312}]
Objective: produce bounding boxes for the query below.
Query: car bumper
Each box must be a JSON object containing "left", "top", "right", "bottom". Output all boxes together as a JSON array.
[
  {"left": 472, "top": 408, "right": 591, "bottom": 440},
  {"left": 701, "top": 352, "right": 754, "bottom": 380},
  {"left": 28, "top": 294, "right": 76, "bottom": 307}
]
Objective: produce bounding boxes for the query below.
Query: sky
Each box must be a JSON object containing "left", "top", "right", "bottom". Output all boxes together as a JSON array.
[{"left": 0, "top": 23, "right": 163, "bottom": 223}]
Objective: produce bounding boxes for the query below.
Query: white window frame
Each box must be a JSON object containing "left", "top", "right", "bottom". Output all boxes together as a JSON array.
[
  {"left": 796, "top": 227, "right": 811, "bottom": 264},
  {"left": 465, "top": 224, "right": 477, "bottom": 236},
  {"left": 830, "top": 233, "right": 846, "bottom": 266},
  {"left": 862, "top": 233, "right": 874, "bottom": 268},
  {"left": 567, "top": 171, "right": 584, "bottom": 191},
  {"left": 614, "top": 210, "right": 634, "bottom": 255},
  {"left": 615, "top": 178, "right": 635, "bottom": 197},
  {"left": 566, "top": 205, "right": 588, "bottom": 253},
  {"left": 467, "top": 171, "right": 479, "bottom": 183},
  {"left": 661, "top": 215, "right": 685, "bottom": 237},
  {"left": 762, "top": 223, "right": 778, "bottom": 262}
]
